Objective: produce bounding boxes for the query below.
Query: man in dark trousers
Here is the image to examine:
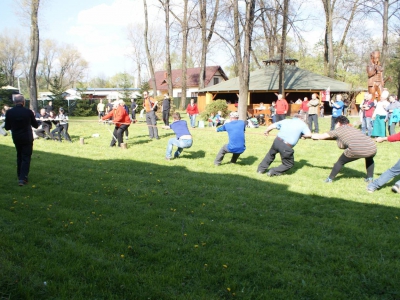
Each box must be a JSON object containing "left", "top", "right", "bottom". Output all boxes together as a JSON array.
[
  {"left": 34, "top": 108, "right": 52, "bottom": 139},
  {"left": 162, "top": 94, "right": 171, "bottom": 128},
  {"left": 143, "top": 91, "right": 159, "bottom": 139},
  {"left": 214, "top": 112, "right": 246, "bottom": 165},
  {"left": 257, "top": 114, "right": 311, "bottom": 176},
  {"left": 5, "top": 94, "right": 39, "bottom": 186}
]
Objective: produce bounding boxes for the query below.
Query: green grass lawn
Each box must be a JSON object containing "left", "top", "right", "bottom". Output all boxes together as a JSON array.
[{"left": 1, "top": 115, "right": 400, "bottom": 299}]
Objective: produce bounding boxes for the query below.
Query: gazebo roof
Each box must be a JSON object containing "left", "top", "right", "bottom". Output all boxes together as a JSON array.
[{"left": 199, "top": 65, "right": 352, "bottom": 93}]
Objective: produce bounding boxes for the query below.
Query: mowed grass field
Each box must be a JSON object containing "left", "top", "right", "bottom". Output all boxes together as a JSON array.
[{"left": 1, "top": 114, "right": 400, "bottom": 299}]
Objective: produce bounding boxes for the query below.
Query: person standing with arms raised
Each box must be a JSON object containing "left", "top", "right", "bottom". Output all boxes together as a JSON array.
[{"left": 5, "top": 94, "right": 39, "bottom": 186}]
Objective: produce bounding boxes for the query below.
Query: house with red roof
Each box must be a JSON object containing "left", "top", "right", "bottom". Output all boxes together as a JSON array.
[{"left": 149, "top": 66, "right": 228, "bottom": 109}]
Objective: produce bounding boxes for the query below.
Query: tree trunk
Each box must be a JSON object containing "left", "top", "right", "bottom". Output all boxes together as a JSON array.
[
  {"left": 180, "top": 0, "right": 189, "bottom": 110},
  {"left": 334, "top": 0, "right": 359, "bottom": 72},
  {"left": 143, "top": 0, "right": 157, "bottom": 95},
  {"left": 159, "top": 0, "right": 173, "bottom": 97},
  {"left": 235, "top": 0, "right": 256, "bottom": 121},
  {"left": 29, "top": 0, "right": 40, "bottom": 111},
  {"left": 279, "top": 0, "right": 289, "bottom": 95},
  {"left": 381, "top": 0, "right": 389, "bottom": 69},
  {"left": 322, "top": 0, "right": 335, "bottom": 78},
  {"left": 199, "top": 0, "right": 219, "bottom": 89}
]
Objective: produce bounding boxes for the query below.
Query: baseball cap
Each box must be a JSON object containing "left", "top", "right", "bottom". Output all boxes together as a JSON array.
[{"left": 229, "top": 112, "right": 239, "bottom": 118}]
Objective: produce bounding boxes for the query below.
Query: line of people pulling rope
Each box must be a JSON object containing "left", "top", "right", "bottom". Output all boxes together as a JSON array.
[
  {"left": 4, "top": 94, "right": 400, "bottom": 194},
  {"left": 33, "top": 107, "right": 72, "bottom": 142}
]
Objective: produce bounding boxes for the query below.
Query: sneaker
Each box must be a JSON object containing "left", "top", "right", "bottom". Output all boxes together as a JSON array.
[
  {"left": 364, "top": 177, "right": 373, "bottom": 183},
  {"left": 366, "top": 187, "right": 376, "bottom": 193},
  {"left": 257, "top": 170, "right": 264, "bottom": 174},
  {"left": 391, "top": 184, "right": 400, "bottom": 193},
  {"left": 324, "top": 177, "right": 333, "bottom": 183},
  {"left": 18, "top": 180, "right": 25, "bottom": 186},
  {"left": 165, "top": 157, "right": 170, "bottom": 161},
  {"left": 214, "top": 163, "right": 220, "bottom": 166},
  {"left": 266, "top": 172, "right": 273, "bottom": 177}
]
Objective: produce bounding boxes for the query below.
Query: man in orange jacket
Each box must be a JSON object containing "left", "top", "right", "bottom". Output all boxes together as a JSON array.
[{"left": 100, "top": 100, "right": 131, "bottom": 147}]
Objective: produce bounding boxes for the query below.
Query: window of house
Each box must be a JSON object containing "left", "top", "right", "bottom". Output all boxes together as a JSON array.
[
  {"left": 213, "top": 77, "right": 219, "bottom": 85},
  {"left": 191, "top": 92, "right": 198, "bottom": 97}
]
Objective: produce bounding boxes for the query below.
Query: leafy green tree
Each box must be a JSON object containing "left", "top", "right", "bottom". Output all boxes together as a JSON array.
[
  {"left": 49, "top": 75, "right": 67, "bottom": 112},
  {"left": 119, "top": 72, "right": 133, "bottom": 103},
  {"left": 0, "top": 67, "right": 14, "bottom": 107},
  {"left": 72, "top": 86, "right": 96, "bottom": 117},
  {"left": 199, "top": 99, "right": 229, "bottom": 121}
]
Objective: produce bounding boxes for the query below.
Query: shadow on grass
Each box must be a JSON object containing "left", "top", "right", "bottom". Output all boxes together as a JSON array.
[
  {"left": 0, "top": 144, "right": 399, "bottom": 299},
  {"left": 181, "top": 150, "right": 206, "bottom": 159}
]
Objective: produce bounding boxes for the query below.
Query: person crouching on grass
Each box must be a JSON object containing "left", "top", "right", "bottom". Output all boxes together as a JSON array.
[
  {"left": 165, "top": 112, "right": 193, "bottom": 160},
  {"left": 214, "top": 111, "right": 246, "bottom": 166},
  {"left": 367, "top": 133, "right": 400, "bottom": 193},
  {"left": 100, "top": 100, "right": 130, "bottom": 147},
  {"left": 256, "top": 113, "right": 311, "bottom": 176},
  {"left": 312, "top": 116, "right": 377, "bottom": 183}
]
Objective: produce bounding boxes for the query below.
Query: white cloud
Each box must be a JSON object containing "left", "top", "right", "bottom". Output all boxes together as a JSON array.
[{"left": 65, "top": 0, "right": 164, "bottom": 77}]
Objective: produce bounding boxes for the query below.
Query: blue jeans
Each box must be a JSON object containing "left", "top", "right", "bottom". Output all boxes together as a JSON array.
[
  {"left": 368, "top": 159, "right": 400, "bottom": 190},
  {"left": 189, "top": 115, "right": 197, "bottom": 128},
  {"left": 362, "top": 117, "right": 373, "bottom": 136},
  {"left": 166, "top": 138, "right": 193, "bottom": 158}
]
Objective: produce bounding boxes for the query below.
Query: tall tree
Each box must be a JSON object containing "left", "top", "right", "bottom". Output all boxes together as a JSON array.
[
  {"left": 321, "top": 0, "right": 335, "bottom": 77},
  {"left": 278, "top": 0, "right": 289, "bottom": 94},
  {"left": 170, "top": 0, "right": 195, "bottom": 109},
  {"left": 233, "top": 0, "right": 256, "bottom": 120},
  {"left": 143, "top": 0, "right": 157, "bottom": 95},
  {"left": 198, "top": 0, "right": 220, "bottom": 89},
  {"left": 28, "top": 0, "right": 40, "bottom": 112},
  {"left": 158, "top": 0, "right": 173, "bottom": 98},
  {"left": 361, "top": 0, "right": 400, "bottom": 69},
  {"left": 0, "top": 31, "right": 25, "bottom": 87}
]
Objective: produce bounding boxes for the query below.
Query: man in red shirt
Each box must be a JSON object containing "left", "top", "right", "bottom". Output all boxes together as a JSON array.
[
  {"left": 100, "top": 100, "right": 131, "bottom": 147},
  {"left": 275, "top": 94, "right": 288, "bottom": 122},
  {"left": 367, "top": 132, "right": 400, "bottom": 193},
  {"left": 301, "top": 97, "right": 309, "bottom": 121}
]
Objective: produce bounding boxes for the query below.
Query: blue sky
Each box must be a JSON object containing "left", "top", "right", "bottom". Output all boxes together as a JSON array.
[{"left": 0, "top": 0, "right": 162, "bottom": 79}]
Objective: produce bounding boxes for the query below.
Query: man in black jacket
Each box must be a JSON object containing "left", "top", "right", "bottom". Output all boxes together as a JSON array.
[{"left": 5, "top": 94, "right": 39, "bottom": 186}]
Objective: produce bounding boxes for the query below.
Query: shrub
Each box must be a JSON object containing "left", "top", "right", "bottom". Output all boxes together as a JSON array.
[
  {"left": 200, "top": 99, "right": 229, "bottom": 121},
  {"left": 73, "top": 100, "right": 97, "bottom": 117}
]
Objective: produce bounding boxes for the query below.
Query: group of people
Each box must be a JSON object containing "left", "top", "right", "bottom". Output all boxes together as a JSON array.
[
  {"left": 4, "top": 91, "right": 400, "bottom": 194},
  {"left": 360, "top": 90, "right": 400, "bottom": 138},
  {"left": 32, "top": 107, "right": 72, "bottom": 142}
]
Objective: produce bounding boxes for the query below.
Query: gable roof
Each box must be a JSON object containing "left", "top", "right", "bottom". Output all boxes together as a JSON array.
[
  {"left": 199, "top": 65, "right": 352, "bottom": 93},
  {"left": 153, "top": 66, "right": 228, "bottom": 90}
]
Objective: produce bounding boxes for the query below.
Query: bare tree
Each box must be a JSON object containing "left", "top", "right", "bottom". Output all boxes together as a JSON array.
[
  {"left": 361, "top": 0, "right": 400, "bottom": 69},
  {"left": 279, "top": 0, "right": 289, "bottom": 94},
  {"left": 158, "top": 0, "right": 173, "bottom": 97},
  {"left": 232, "top": 0, "right": 256, "bottom": 120},
  {"left": 143, "top": 0, "right": 157, "bottom": 94},
  {"left": 28, "top": 0, "right": 40, "bottom": 111},
  {"left": 39, "top": 39, "right": 58, "bottom": 90},
  {"left": 198, "top": 0, "right": 220, "bottom": 89},
  {"left": 0, "top": 31, "right": 25, "bottom": 87},
  {"left": 57, "top": 44, "right": 88, "bottom": 88},
  {"left": 170, "top": 0, "right": 197, "bottom": 109},
  {"left": 127, "top": 23, "right": 146, "bottom": 86}
]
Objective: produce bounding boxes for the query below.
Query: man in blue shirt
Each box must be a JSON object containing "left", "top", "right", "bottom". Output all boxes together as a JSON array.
[
  {"left": 165, "top": 112, "right": 193, "bottom": 160},
  {"left": 257, "top": 114, "right": 311, "bottom": 176},
  {"left": 214, "top": 112, "right": 246, "bottom": 165},
  {"left": 330, "top": 94, "right": 344, "bottom": 130}
]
